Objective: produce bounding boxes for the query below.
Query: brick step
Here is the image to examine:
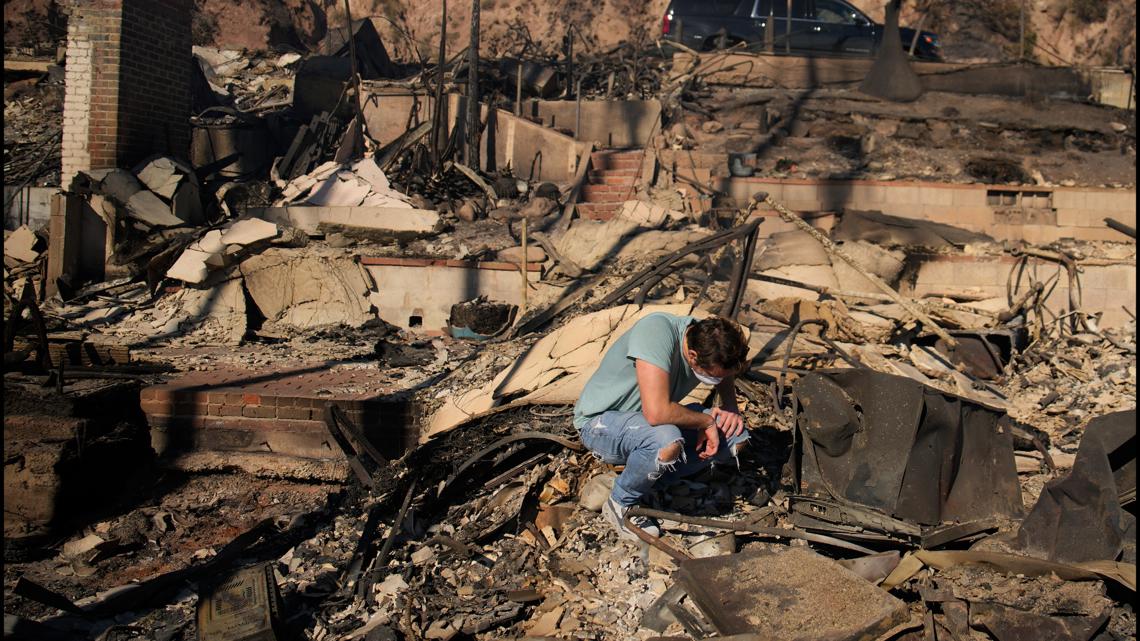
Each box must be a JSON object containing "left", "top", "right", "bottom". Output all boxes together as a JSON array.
[
  {"left": 581, "top": 184, "right": 635, "bottom": 201},
  {"left": 590, "top": 151, "right": 643, "bottom": 170},
  {"left": 590, "top": 158, "right": 641, "bottom": 172},
  {"left": 575, "top": 203, "right": 621, "bottom": 221},
  {"left": 587, "top": 174, "right": 638, "bottom": 186},
  {"left": 589, "top": 166, "right": 639, "bottom": 177}
]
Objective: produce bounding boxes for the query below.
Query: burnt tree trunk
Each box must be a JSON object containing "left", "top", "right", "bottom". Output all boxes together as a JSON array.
[{"left": 859, "top": 0, "right": 923, "bottom": 102}]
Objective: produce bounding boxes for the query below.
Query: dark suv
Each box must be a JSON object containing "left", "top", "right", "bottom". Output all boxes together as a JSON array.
[{"left": 662, "top": 0, "right": 942, "bottom": 61}]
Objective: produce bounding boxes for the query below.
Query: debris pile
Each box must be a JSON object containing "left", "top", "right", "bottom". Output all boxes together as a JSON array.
[{"left": 3, "top": 14, "right": 1136, "bottom": 641}]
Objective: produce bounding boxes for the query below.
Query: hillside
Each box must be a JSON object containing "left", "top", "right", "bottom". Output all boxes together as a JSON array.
[{"left": 4, "top": 0, "right": 1135, "bottom": 68}]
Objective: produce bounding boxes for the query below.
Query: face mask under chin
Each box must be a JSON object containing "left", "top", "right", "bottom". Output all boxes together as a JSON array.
[{"left": 694, "top": 370, "right": 722, "bottom": 385}]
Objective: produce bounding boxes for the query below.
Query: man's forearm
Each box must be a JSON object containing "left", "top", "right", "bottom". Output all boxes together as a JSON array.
[{"left": 645, "top": 402, "right": 715, "bottom": 430}]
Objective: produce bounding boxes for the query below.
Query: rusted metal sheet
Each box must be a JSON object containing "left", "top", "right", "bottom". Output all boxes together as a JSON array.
[{"left": 791, "top": 369, "right": 1023, "bottom": 534}]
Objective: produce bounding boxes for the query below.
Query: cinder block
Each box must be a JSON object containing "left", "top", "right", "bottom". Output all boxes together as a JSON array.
[
  {"left": 882, "top": 185, "right": 922, "bottom": 205},
  {"left": 914, "top": 261, "right": 956, "bottom": 287},
  {"left": 952, "top": 262, "right": 1007, "bottom": 287},
  {"left": 916, "top": 184, "right": 953, "bottom": 207},
  {"left": 1050, "top": 189, "right": 1086, "bottom": 210},
  {"left": 951, "top": 187, "right": 986, "bottom": 207},
  {"left": 1081, "top": 266, "right": 1132, "bottom": 291},
  {"left": 782, "top": 184, "right": 821, "bottom": 204},
  {"left": 1056, "top": 210, "right": 1083, "bottom": 227}
]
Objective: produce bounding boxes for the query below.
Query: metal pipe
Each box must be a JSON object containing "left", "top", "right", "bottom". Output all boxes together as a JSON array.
[
  {"left": 515, "top": 63, "right": 523, "bottom": 116},
  {"left": 760, "top": 192, "right": 958, "bottom": 349},
  {"left": 520, "top": 217, "right": 528, "bottom": 313},
  {"left": 626, "top": 507, "right": 875, "bottom": 555}
]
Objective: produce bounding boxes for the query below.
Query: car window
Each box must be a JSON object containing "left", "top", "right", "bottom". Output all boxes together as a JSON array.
[
  {"left": 755, "top": 0, "right": 810, "bottom": 18},
  {"left": 815, "top": 0, "right": 858, "bottom": 24},
  {"left": 676, "top": 0, "right": 748, "bottom": 16}
]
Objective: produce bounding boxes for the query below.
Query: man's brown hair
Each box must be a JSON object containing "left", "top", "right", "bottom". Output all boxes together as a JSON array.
[{"left": 687, "top": 316, "right": 749, "bottom": 372}]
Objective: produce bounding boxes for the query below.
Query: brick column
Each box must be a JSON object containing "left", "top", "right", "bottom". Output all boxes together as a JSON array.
[{"left": 60, "top": 0, "right": 192, "bottom": 188}]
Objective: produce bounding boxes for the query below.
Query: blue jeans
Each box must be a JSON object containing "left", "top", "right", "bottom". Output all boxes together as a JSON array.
[{"left": 577, "top": 404, "right": 750, "bottom": 507}]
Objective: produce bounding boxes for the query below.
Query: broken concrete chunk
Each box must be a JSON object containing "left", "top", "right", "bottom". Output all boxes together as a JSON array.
[
  {"left": 165, "top": 248, "right": 214, "bottom": 284},
  {"left": 518, "top": 196, "right": 558, "bottom": 220},
  {"left": 4, "top": 226, "right": 44, "bottom": 263},
  {"left": 171, "top": 179, "right": 204, "bottom": 226},
  {"left": 62, "top": 533, "right": 106, "bottom": 559},
  {"left": 126, "top": 190, "right": 184, "bottom": 228},
  {"left": 99, "top": 169, "right": 143, "bottom": 205},
  {"left": 496, "top": 245, "right": 547, "bottom": 264},
  {"left": 240, "top": 249, "right": 375, "bottom": 331},
  {"left": 755, "top": 229, "right": 832, "bottom": 269},
  {"left": 134, "top": 156, "right": 184, "bottom": 199},
  {"left": 221, "top": 218, "right": 279, "bottom": 246}
]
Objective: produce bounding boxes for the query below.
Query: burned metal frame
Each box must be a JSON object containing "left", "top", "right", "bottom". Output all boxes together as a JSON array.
[{"left": 594, "top": 218, "right": 763, "bottom": 320}]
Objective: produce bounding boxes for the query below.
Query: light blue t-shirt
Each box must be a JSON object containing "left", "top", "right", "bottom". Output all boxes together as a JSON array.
[{"left": 573, "top": 313, "right": 701, "bottom": 429}]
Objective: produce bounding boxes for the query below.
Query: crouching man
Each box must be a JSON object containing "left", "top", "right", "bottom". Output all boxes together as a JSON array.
[{"left": 573, "top": 313, "right": 750, "bottom": 539}]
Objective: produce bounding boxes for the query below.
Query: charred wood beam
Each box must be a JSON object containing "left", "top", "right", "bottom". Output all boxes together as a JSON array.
[{"left": 1104, "top": 217, "right": 1136, "bottom": 239}]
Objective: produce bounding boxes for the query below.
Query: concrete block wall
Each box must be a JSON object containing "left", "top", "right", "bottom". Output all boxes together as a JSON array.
[
  {"left": 359, "top": 91, "right": 589, "bottom": 183},
  {"left": 530, "top": 99, "right": 662, "bottom": 149},
  {"left": 363, "top": 257, "right": 541, "bottom": 332},
  {"left": 61, "top": 0, "right": 191, "bottom": 187},
  {"left": 720, "top": 177, "right": 1137, "bottom": 244},
  {"left": 909, "top": 254, "right": 1136, "bottom": 329}
]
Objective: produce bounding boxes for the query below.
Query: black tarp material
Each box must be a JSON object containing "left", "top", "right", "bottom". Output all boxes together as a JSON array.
[
  {"left": 792, "top": 369, "right": 1024, "bottom": 527},
  {"left": 1015, "top": 410, "right": 1136, "bottom": 564}
]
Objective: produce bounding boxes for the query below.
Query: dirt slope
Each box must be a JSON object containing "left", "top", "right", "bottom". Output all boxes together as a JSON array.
[{"left": 5, "top": 0, "right": 1135, "bottom": 68}]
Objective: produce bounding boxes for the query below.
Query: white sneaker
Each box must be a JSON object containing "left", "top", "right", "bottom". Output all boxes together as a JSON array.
[{"left": 602, "top": 496, "right": 661, "bottom": 540}]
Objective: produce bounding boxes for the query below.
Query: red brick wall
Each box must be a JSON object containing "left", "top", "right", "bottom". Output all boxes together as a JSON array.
[
  {"left": 116, "top": 0, "right": 192, "bottom": 167},
  {"left": 62, "top": 0, "right": 191, "bottom": 185}
]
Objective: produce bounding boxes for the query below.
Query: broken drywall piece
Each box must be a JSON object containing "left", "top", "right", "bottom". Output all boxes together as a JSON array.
[
  {"left": 831, "top": 240, "right": 906, "bottom": 294},
  {"left": 99, "top": 169, "right": 143, "bottom": 205},
  {"left": 135, "top": 157, "right": 184, "bottom": 199},
  {"left": 497, "top": 245, "right": 548, "bottom": 264},
  {"left": 126, "top": 190, "right": 184, "bottom": 228},
  {"left": 350, "top": 158, "right": 391, "bottom": 193},
  {"left": 166, "top": 248, "right": 214, "bottom": 284},
  {"left": 240, "top": 248, "right": 375, "bottom": 331},
  {"left": 556, "top": 199, "right": 677, "bottom": 271},
  {"left": 615, "top": 199, "right": 684, "bottom": 226},
  {"left": 5, "top": 226, "right": 43, "bottom": 263},
  {"left": 221, "top": 218, "right": 279, "bottom": 246},
  {"left": 614, "top": 228, "right": 711, "bottom": 262},
  {"left": 755, "top": 229, "right": 832, "bottom": 269},
  {"left": 306, "top": 172, "right": 372, "bottom": 207}
]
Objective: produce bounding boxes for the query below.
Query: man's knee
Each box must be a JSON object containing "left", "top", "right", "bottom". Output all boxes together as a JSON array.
[{"left": 658, "top": 440, "right": 683, "bottom": 463}]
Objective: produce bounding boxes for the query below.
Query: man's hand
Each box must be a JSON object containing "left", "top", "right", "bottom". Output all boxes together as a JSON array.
[
  {"left": 709, "top": 407, "right": 745, "bottom": 439},
  {"left": 696, "top": 423, "right": 720, "bottom": 460}
]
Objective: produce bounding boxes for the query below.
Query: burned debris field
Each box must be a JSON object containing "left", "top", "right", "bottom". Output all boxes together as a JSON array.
[{"left": 3, "top": 1, "right": 1137, "bottom": 640}]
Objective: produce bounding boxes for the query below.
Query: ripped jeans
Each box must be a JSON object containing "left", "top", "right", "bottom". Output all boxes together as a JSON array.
[{"left": 577, "top": 403, "right": 750, "bottom": 508}]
